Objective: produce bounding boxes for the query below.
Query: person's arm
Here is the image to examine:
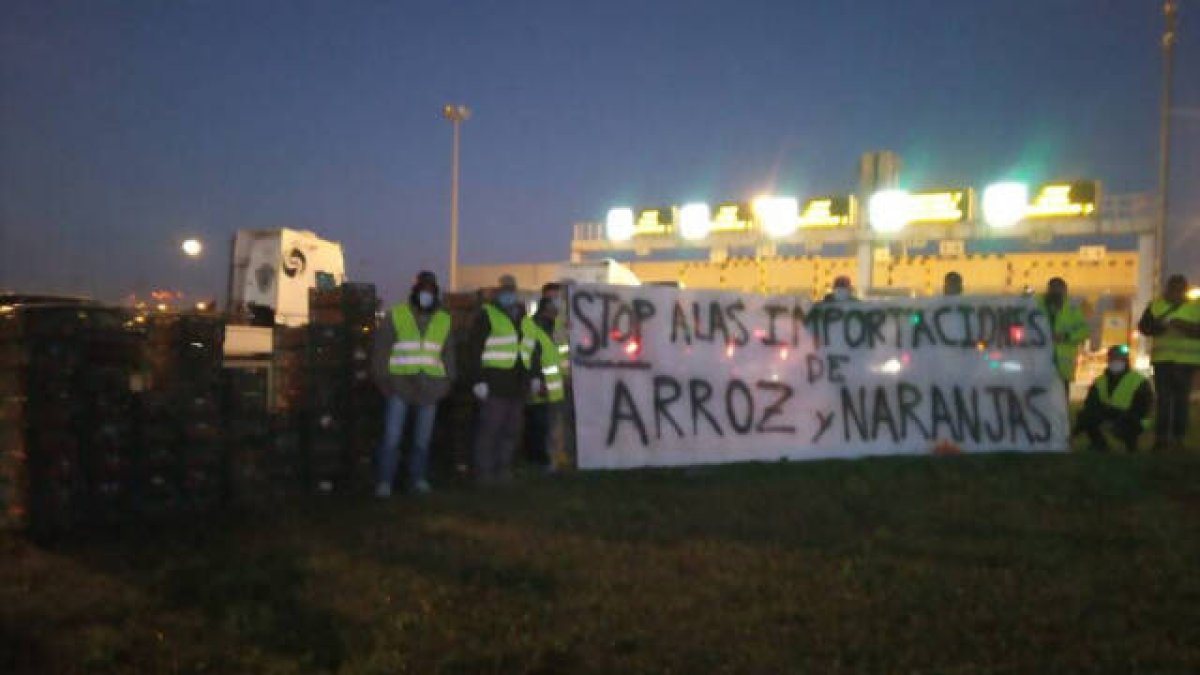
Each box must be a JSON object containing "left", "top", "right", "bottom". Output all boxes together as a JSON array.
[
  {"left": 1136, "top": 304, "right": 1159, "bottom": 337},
  {"left": 1066, "top": 304, "right": 1090, "bottom": 346},
  {"left": 371, "top": 311, "right": 396, "bottom": 396},
  {"left": 441, "top": 318, "right": 458, "bottom": 385},
  {"left": 1130, "top": 379, "right": 1154, "bottom": 423}
]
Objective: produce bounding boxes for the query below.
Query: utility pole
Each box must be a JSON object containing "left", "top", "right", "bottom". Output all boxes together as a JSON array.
[
  {"left": 1155, "top": 0, "right": 1178, "bottom": 288},
  {"left": 443, "top": 104, "right": 471, "bottom": 292}
]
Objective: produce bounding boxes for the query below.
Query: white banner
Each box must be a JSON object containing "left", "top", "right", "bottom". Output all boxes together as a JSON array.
[{"left": 568, "top": 284, "right": 1069, "bottom": 469}]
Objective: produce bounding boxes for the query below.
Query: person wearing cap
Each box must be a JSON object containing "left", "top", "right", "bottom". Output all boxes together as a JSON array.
[
  {"left": 1037, "top": 277, "right": 1089, "bottom": 397},
  {"left": 1137, "top": 274, "right": 1200, "bottom": 451},
  {"left": 466, "top": 274, "right": 532, "bottom": 483},
  {"left": 522, "top": 283, "right": 567, "bottom": 473},
  {"left": 370, "top": 271, "right": 455, "bottom": 497},
  {"left": 1071, "top": 345, "right": 1154, "bottom": 453},
  {"left": 943, "top": 271, "right": 963, "bottom": 296}
]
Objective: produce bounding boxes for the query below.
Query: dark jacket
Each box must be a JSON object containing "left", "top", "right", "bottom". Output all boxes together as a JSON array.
[
  {"left": 371, "top": 302, "right": 457, "bottom": 405},
  {"left": 464, "top": 301, "right": 529, "bottom": 400}
]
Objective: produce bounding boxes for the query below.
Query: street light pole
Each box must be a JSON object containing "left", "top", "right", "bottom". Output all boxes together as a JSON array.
[
  {"left": 1155, "top": 0, "right": 1178, "bottom": 288},
  {"left": 443, "top": 104, "right": 471, "bottom": 292}
]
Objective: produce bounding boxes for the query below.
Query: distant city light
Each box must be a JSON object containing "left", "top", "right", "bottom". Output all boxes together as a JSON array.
[
  {"left": 869, "top": 190, "right": 911, "bottom": 233},
  {"left": 982, "top": 182, "right": 1028, "bottom": 229},
  {"left": 181, "top": 238, "right": 203, "bottom": 257},
  {"left": 753, "top": 196, "right": 799, "bottom": 238},
  {"left": 606, "top": 208, "right": 635, "bottom": 242},
  {"left": 678, "top": 203, "right": 712, "bottom": 241}
]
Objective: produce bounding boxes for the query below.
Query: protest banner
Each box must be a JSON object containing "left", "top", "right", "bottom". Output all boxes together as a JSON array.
[{"left": 569, "top": 284, "right": 1069, "bottom": 469}]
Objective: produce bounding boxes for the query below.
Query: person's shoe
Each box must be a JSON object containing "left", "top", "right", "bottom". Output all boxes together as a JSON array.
[
  {"left": 374, "top": 482, "right": 392, "bottom": 499},
  {"left": 411, "top": 480, "right": 432, "bottom": 495}
]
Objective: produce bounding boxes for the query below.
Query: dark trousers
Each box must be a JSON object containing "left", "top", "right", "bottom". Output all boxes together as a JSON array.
[
  {"left": 525, "top": 404, "right": 550, "bottom": 467},
  {"left": 473, "top": 397, "right": 524, "bottom": 482},
  {"left": 1074, "top": 407, "right": 1142, "bottom": 453},
  {"left": 1152, "top": 363, "right": 1194, "bottom": 442}
]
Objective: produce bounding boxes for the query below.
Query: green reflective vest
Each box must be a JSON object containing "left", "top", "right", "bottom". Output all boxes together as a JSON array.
[
  {"left": 1095, "top": 370, "right": 1151, "bottom": 429},
  {"left": 1038, "top": 296, "right": 1089, "bottom": 381},
  {"left": 521, "top": 316, "right": 565, "bottom": 404},
  {"left": 482, "top": 304, "right": 521, "bottom": 370},
  {"left": 1148, "top": 298, "right": 1200, "bottom": 366},
  {"left": 388, "top": 304, "right": 451, "bottom": 377},
  {"left": 552, "top": 314, "right": 570, "bottom": 371}
]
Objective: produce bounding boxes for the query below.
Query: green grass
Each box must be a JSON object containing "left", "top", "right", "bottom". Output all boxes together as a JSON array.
[{"left": 3, "top": 446, "right": 1200, "bottom": 673}]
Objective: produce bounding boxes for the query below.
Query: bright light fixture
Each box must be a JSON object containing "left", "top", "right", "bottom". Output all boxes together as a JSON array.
[
  {"left": 181, "top": 238, "right": 203, "bottom": 257},
  {"left": 606, "top": 208, "right": 635, "bottom": 242},
  {"left": 982, "top": 182, "right": 1028, "bottom": 229},
  {"left": 753, "top": 196, "right": 799, "bottom": 238},
  {"left": 678, "top": 202, "right": 711, "bottom": 241},
  {"left": 1187, "top": 287, "right": 1200, "bottom": 300},
  {"left": 869, "top": 190, "right": 911, "bottom": 233}
]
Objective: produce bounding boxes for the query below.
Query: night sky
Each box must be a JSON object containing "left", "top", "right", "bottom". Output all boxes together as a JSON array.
[{"left": 2, "top": 0, "right": 1198, "bottom": 304}]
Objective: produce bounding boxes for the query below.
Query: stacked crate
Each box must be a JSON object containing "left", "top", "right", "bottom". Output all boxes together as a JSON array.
[
  {"left": 224, "top": 365, "right": 273, "bottom": 504},
  {"left": 0, "top": 305, "right": 139, "bottom": 534},
  {"left": 140, "top": 313, "right": 226, "bottom": 516},
  {"left": 306, "top": 284, "right": 381, "bottom": 494},
  {"left": 437, "top": 292, "right": 484, "bottom": 479}
]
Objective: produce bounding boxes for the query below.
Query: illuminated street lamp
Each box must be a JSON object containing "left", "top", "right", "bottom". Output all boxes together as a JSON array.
[
  {"left": 868, "top": 189, "right": 911, "bottom": 233},
  {"left": 443, "top": 103, "right": 471, "bottom": 291},
  {"left": 181, "top": 238, "right": 203, "bottom": 257},
  {"left": 753, "top": 196, "right": 799, "bottom": 238},
  {"left": 679, "top": 202, "right": 712, "bottom": 241},
  {"left": 982, "top": 182, "right": 1028, "bottom": 229},
  {"left": 606, "top": 207, "right": 635, "bottom": 242}
]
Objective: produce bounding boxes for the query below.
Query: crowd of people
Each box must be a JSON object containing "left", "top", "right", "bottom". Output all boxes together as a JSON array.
[{"left": 369, "top": 268, "right": 1200, "bottom": 495}]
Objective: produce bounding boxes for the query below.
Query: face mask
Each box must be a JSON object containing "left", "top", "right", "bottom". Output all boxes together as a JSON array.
[
  {"left": 497, "top": 291, "right": 517, "bottom": 307},
  {"left": 834, "top": 287, "right": 850, "bottom": 301},
  {"left": 417, "top": 291, "right": 435, "bottom": 309},
  {"left": 1108, "top": 361, "right": 1127, "bottom": 374}
]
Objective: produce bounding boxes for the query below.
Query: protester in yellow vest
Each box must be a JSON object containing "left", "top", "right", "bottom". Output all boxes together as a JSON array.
[
  {"left": 1137, "top": 274, "right": 1200, "bottom": 451},
  {"left": 370, "top": 271, "right": 455, "bottom": 497},
  {"left": 466, "top": 274, "right": 531, "bottom": 483},
  {"left": 1037, "top": 277, "right": 1090, "bottom": 395},
  {"left": 1071, "top": 345, "right": 1154, "bottom": 453},
  {"left": 522, "top": 283, "right": 567, "bottom": 473}
]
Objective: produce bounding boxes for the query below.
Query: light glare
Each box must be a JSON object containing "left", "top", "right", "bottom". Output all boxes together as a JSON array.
[
  {"left": 678, "top": 203, "right": 711, "bottom": 241},
  {"left": 869, "top": 190, "right": 911, "bottom": 233},
  {"left": 606, "top": 208, "right": 635, "bottom": 242},
  {"left": 753, "top": 196, "right": 799, "bottom": 238},
  {"left": 982, "top": 182, "right": 1028, "bottom": 229},
  {"left": 181, "top": 239, "right": 203, "bottom": 257}
]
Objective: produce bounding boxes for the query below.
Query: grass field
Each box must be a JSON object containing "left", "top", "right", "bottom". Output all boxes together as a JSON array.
[{"left": 3, "top": 444, "right": 1200, "bottom": 673}]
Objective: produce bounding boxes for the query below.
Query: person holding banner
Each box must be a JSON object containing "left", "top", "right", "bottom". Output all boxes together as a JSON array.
[
  {"left": 1137, "top": 274, "right": 1200, "bottom": 452},
  {"left": 1071, "top": 345, "right": 1154, "bottom": 453},
  {"left": 522, "top": 283, "right": 567, "bottom": 473},
  {"left": 466, "top": 274, "right": 532, "bottom": 483},
  {"left": 371, "top": 270, "right": 456, "bottom": 497},
  {"left": 1038, "top": 277, "right": 1089, "bottom": 398}
]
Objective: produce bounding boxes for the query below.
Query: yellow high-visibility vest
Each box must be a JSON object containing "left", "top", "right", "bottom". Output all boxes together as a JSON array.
[
  {"left": 388, "top": 304, "right": 451, "bottom": 377},
  {"left": 1038, "top": 296, "right": 1089, "bottom": 381},
  {"left": 1148, "top": 298, "right": 1200, "bottom": 366},
  {"left": 481, "top": 304, "right": 521, "bottom": 370},
  {"left": 521, "top": 316, "right": 565, "bottom": 404}
]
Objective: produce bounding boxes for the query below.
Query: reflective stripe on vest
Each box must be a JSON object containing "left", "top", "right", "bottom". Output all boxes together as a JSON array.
[
  {"left": 1149, "top": 298, "right": 1200, "bottom": 366},
  {"left": 1095, "top": 371, "right": 1146, "bottom": 411},
  {"left": 388, "top": 304, "right": 451, "bottom": 377},
  {"left": 482, "top": 305, "right": 521, "bottom": 369},
  {"left": 1038, "top": 296, "right": 1089, "bottom": 381},
  {"left": 521, "top": 315, "right": 565, "bottom": 403}
]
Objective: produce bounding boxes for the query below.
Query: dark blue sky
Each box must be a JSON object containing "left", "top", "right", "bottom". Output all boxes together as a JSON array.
[{"left": 2, "top": 0, "right": 1197, "bottom": 302}]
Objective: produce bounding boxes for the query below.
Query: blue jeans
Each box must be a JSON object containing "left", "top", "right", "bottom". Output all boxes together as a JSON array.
[{"left": 376, "top": 396, "right": 438, "bottom": 488}]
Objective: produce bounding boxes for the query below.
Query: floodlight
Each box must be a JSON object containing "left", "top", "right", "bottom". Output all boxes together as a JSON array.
[
  {"left": 606, "top": 208, "right": 635, "bottom": 242},
  {"left": 679, "top": 203, "right": 711, "bottom": 241},
  {"left": 753, "top": 196, "right": 799, "bottom": 238},
  {"left": 868, "top": 190, "right": 911, "bottom": 233},
  {"left": 982, "top": 182, "right": 1028, "bottom": 229}
]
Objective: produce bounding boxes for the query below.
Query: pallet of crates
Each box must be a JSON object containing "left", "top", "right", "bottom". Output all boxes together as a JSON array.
[
  {"left": 0, "top": 315, "right": 30, "bottom": 531},
  {"left": 436, "top": 292, "right": 485, "bottom": 480},
  {"left": 76, "top": 319, "right": 142, "bottom": 527},
  {"left": 305, "top": 318, "right": 351, "bottom": 495},
  {"left": 342, "top": 286, "right": 382, "bottom": 492},
  {"left": 223, "top": 365, "right": 273, "bottom": 507}
]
